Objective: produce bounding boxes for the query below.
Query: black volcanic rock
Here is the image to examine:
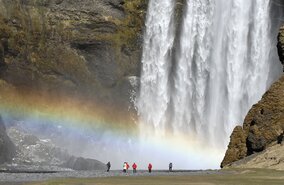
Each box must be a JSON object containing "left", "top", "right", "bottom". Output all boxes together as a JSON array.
[
  {"left": 277, "top": 26, "right": 284, "bottom": 70},
  {"left": 246, "top": 128, "right": 267, "bottom": 154},
  {"left": 0, "top": 116, "right": 15, "bottom": 164}
]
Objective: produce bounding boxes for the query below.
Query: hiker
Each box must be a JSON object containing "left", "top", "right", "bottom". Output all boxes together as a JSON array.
[
  {"left": 148, "top": 163, "right": 152, "bottom": 173},
  {"left": 126, "top": 162, "right": 130, "bottom": 171},
  {"left": 169, "top": 162, "right": 173, "bottom": 172},
  {"left": 106, "top": 161, "right": 111, "bottom": 172},
  {"left": 132, "top": 163, "right": 137, "bottom": 173},
  {"left": 123, "top": 162, "right": 127, "bottom": 173}
]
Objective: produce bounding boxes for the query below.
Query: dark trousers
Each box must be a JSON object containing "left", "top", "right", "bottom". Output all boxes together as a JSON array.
[
  {"left": 133, "top": 169, "right": 137, "bottom": 173},
  {"left": 148, "top": 169, "right": 152, "bottom": 173},
  {"left": 123, "top": 169, "right": 126, "bottom": 173}
]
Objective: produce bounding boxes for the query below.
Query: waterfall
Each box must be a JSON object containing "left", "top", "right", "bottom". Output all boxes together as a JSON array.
[
  {"left": 137, "top": 0, "right": 282, "bottom": 168},
  {"left": 138, "top": 0, "right": 175, "bottom": 135}
]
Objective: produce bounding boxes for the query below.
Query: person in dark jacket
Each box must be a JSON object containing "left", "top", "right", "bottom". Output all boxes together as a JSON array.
[
  {"left": 169, "top": 162, "right": 173, "bottom": 172},
  {"left": 106, "top": 161, "right": 111, "bottom": 172}
]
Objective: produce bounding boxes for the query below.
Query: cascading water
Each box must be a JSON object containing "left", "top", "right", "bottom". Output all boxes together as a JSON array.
[
  {"left": 138, "top": 0, "right": 175, "bottom": 136},
  {"left": 137, "top": 0, "right": 282, "bottom": 168}
]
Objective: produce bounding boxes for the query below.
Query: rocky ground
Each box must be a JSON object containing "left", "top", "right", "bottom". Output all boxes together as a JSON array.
[{"left": 225, "top": 143, "right": 284, "bottom": 170}]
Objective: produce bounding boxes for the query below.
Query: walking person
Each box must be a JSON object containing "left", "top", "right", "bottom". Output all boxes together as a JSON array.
[
  {"left": 132, "top": 162, "right": 137, "bottom": 173},
  {"left": 169, "top": 162, "right": 173, "bottom": 172},
  {"left": 148, "top": 163, "right": 152, "bottom": 173},
  {"left": 106, "top": 161, "right": 111, "bottom": 172},
  {"left": 123, "top": 162, "right": 127, "bottom": 173},
  {"left": 126, "top": 162, "right": 130, "bottom": 172}
]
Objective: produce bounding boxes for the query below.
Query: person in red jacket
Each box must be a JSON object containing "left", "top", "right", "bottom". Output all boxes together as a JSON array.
[
  {"left": 148, "top": 163, "right": 152, "bottom": 173},
  {"left": 126, "top": 162, "right": 130, "bottom": 171},
  {"left": 132, "top": 163, "right": 137, "bottom": 173}
]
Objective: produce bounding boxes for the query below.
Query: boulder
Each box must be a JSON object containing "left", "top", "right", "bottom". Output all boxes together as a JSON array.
[{"left": 64, "top": 156, "right": 106, "bottom": 171}]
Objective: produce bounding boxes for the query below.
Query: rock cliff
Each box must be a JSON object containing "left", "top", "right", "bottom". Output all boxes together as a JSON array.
[
  {"left": 0, "top": 116, "right": 15, "bottom": 164},
  {"left": 0, "top": 0, "right": 147, "bottom": 111},
  {"left": 5, "top": 126, "right": 105, "bottom": 171},
  {"left": 0, "top": 0, "right": 148, "bottom": 166},
  {"left": 221, "top": 26, "right": 284, "bottom": 168}
]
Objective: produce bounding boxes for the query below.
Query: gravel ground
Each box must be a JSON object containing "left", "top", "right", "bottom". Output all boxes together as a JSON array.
[{"left": 0, "top": 170, "right": 221, "bottom": 184}]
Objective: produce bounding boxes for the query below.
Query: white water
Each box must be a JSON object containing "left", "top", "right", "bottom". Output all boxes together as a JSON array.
[
  {"left": 138, "top": 0, "right": 175, "bottom": 136},
  {"left": 137, "top": 0, "right": 282, "bottom": 169}
]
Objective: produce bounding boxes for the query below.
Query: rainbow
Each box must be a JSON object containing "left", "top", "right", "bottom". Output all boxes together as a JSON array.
[
  {"left": 0, "top": 84, "right": 224, "bottom": 169},
  {"left": 0, "top": 84, "right": 136, "bottom": 134}
]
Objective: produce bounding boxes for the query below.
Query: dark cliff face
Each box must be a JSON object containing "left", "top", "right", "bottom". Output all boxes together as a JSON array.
[
  {"left": 277, "top": 26, "right": 284, "bottom": 69},
  {"left": 221, "top": 26, "right": 284, "bottom": 168},
  {"left": 0, "top": 116, "right": 15, "bottom": 164},
  {"left": 0, "top": 0, "right": 147, "bottom": 110}
]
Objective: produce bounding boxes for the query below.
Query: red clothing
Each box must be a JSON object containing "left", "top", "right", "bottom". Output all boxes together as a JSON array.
[
  {"left": 148, "top": 163, "right": 152, "bottom": 169},
  {"left": 126, "top": 163, "right": 130, "bottom": 169},
  {"left": 132, "top": 163, "right": 137, "bottom": 169}
]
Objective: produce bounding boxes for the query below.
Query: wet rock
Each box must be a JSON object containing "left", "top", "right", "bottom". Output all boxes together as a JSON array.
[
  {"left": 64, "top": 156, "right": 106, "bottom": 171},
  {"left": 22, "top": 135, "right": 40, "bottom": 146}
]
